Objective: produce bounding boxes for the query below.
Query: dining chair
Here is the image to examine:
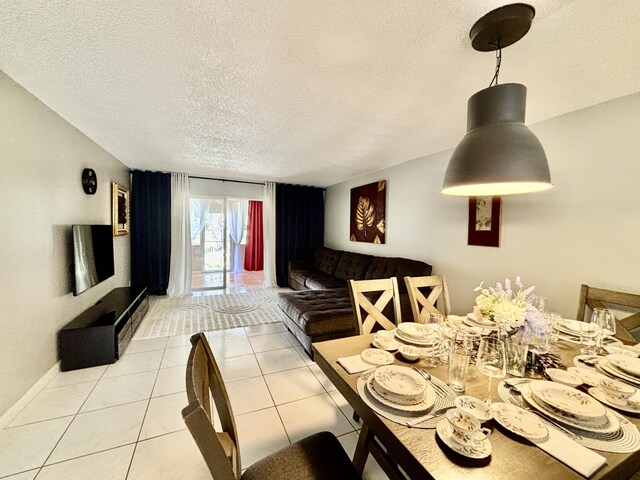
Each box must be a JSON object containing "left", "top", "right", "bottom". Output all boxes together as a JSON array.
[
  {"left": 404, "top": 274, "right": 452, "bottom": 323},
  {"left": 576, "top": 284, "right": 640, "bottom": 342},
  {"left": 348, "top": 277, "right": 402, "bottom": 334},
  {"left": 182, "top": 332, "right": 360, "bottom": 480}
]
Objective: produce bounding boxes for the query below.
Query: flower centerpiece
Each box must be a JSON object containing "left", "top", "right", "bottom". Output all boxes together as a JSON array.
[{"left": 473, "top": 276, "right": 545, "bottom": 336}]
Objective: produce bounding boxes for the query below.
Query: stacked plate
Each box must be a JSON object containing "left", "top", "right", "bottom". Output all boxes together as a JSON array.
[
  {"left": 395, "top": 322, "right": 441, "bottom": 347},
  {"left": 597, "top": 354, "right": 640, "bottom": 387},
  {"left": 520, "top": 380, "right": 619, "bottom": 434},
  {"left": 462, "top": 313, "right": 497, "bottom": 331},
  {"left": 366, "top": 365, "right": 435, "bottom": 412}
]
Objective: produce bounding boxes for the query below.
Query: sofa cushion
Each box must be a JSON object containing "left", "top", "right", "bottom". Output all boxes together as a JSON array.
[
  {"left": 364, "top": 257, "right": 432, "bottom": 293},
  {"left": 278, "top": 289, "right": 356, "bottom": 336},
  {"left": 289, "top": 269, "right": 313, "bottom": 289},
  {"left": 313, "top": 247, "right": 343, "bottom": 276},
  {"left": 304, "top": 272, "right": 347, "bottom": 290},
  {"left": 334, "top": 252, "right": 373, "bottom": 281}
]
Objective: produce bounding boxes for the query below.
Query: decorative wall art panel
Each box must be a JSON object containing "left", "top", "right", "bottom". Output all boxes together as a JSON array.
[
  {"left": 350, "top": 180, "right": 386, "bottom": 244},
  {"left": 468, "top": 196, "right": 500, "bottom": 247}
]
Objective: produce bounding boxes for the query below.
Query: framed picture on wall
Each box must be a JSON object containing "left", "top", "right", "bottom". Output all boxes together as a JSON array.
[
  {"left": 350, "top": 180, "right": 386, "bottom": 244},
  {"left": 468, "top": 196, "right": 500, "bottom": 247},
  {"left": 112, "top": 183, "right": 130, "bottom": 236}
]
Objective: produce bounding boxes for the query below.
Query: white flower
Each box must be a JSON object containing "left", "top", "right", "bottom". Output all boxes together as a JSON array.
[{"left": 474, "top": 276, "right": 539, "bottom": 334}]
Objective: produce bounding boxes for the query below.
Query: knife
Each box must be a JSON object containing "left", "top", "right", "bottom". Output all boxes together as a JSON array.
[{"left": 405, "top": 406, "right": 452, "bottom": 427}]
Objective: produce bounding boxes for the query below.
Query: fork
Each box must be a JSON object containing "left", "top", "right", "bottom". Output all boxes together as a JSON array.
[{"left": 411, "top": 367, "right": 448, "bottom": 398}]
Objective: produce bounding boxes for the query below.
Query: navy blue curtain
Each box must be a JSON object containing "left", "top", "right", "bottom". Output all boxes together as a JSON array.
[
  {"left": 275, "top": 184, "right": 325, "bottom": 287},
  {"left": 131, "top": 170, "right": 171, "bottom": 295}
]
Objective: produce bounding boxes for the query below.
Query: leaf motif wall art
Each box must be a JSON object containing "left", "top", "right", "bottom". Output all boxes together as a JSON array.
[{"left": 350, "top": 180, "right": 386, "bottom": 243}]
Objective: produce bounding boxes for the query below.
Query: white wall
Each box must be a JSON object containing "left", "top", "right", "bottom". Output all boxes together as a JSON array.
[
  {"left": 0, "top": 72, "right": 131, "bottom": 416},
  {"left": 325, "top": 92, "right": 640, "bottom": 319}
]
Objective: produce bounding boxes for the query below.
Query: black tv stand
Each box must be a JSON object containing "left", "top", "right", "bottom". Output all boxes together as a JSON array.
[{"left": 58, "top": 287, "right": 149, "bottom": 371}]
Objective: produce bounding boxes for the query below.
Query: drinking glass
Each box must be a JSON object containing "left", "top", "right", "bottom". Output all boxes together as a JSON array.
[
  {"left": 590, "top": 307, "right": 616, "bottom": 350},
  {"left": 422, "top": 313, "right": 444, "bottom": 367},
  {"left": 455, "top": 330, "right": 481, "bottom": 379},
  {"left": 448, "top": 349, "right": 470, "bottom": 393},
  {"left": 505, "top": 338, "right": 529, "bottom": 377},
  {"left": 527, "top": 321, "right": 549, "bottom": 378},
  {"left": 544, "top": 312, "right": 562, "bottom": 344},
  {"left": 476, "top": 337, "right": 506, "bottom": 405},
  {"left": 580, "top": 322, "right": 600, "bottom": 355}
]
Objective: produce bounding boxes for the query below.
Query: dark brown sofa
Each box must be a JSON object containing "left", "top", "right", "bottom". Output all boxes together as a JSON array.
[{"left": 278, "top": 247, "right": 432, "bottom": 357}]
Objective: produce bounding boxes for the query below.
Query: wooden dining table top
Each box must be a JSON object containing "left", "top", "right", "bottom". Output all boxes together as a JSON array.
[{"left": 313, "top": 334, "right": 640, "bottom": 480}]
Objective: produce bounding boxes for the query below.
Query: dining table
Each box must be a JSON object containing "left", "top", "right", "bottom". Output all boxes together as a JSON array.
[{"left": 312, "top": 333, "right": 640, "bottom": 480}]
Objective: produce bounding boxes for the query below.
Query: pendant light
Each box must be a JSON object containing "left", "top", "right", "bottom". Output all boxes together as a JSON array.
[{"left": 442, "top": 3, "right": 552, "bottom": 196}]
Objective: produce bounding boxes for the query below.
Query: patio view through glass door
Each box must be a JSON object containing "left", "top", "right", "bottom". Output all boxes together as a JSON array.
[{"left": 190, "top": 197, "right": 226, "bottom": 290}]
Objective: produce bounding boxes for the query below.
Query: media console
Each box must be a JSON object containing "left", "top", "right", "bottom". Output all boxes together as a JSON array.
[{"left": 59, "top": 287, "right": 149, "bottom": 371}]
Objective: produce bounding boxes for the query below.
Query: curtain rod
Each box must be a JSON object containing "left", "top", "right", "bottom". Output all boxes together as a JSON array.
[{"left": 189, "top": 175, "right": 265, "bottom": 186}]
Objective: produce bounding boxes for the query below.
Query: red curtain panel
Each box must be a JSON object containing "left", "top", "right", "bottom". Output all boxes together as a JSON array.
[{"left": 244, "top": 200, "right": 264, "bottom": 271}]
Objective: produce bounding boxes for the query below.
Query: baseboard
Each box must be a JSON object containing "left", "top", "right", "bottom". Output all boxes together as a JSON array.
[{"left": 0, "top": 361, "right": 61, "bottom": 429}]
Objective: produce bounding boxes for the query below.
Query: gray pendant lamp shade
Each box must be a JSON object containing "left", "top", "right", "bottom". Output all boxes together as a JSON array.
[{"left": 441, "top": 83, "right": 552, "bottom": 196}]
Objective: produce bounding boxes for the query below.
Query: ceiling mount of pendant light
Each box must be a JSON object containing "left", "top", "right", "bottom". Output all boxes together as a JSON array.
[{"left": 442, "top": 3, "right": 552, "bottom": 196}]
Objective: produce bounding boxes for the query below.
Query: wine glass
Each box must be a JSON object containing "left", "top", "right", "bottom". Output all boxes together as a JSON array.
[
  {"left": 422, "top": 313, "right": 444, "bottom": 367},
  {"left": 476, "top": 337, "right": 506, "bottom": 405},
  {"left": 544, "top": 312, "right": 563, "bottom": 349},
  {"left": 531, "top": 295, "right": 547, "bottom": 313},
  {"left": 590, "top": 307, "right": 616, "bottom": 351}
]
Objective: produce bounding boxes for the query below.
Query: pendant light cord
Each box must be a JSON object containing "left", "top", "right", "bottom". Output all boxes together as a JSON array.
[{"left": 489, "top": 40, "right": 502, "bottom": 87}]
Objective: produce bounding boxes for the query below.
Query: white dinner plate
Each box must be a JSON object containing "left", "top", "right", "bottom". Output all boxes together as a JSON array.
[
  {"left": 394, "top": 329, "right": 440, "bottom": 346},
  {"left": 607, "top": 354, "right": 640, "bottom": 378},
  {"left": 372, "top": 339, "right": 400, "bottom": 351},
  {"left": 462, "top": 317, "right": 497, "bottom": 332},
  {"left": 556, "top": 318, "right": 583, "bottom": 334},
  {"left": 596, "top": 360, "right": 640, "bottom": 387},
  {"left": 491, "top": 402, "right": 549, "bottom": 440},
  {"left": 567, "top": 367, "right": 609, "bottom": 387},
  {"left": 436, "top": 419, "right": 492, "bottom": 459},
  {"left": 545, "top": 368, "right": 583, "bottom": 388},
  {"left": 360, "top": 348, "right": 394, "bottom": 366},
  {"left": 588, "top": 387, "right": 640, "bottom": 414},
  {"left": 373, "top": 365, "right": 426, "bottom": 399},
  {"left": 396, "top": 322, "right": 433, "bottom": 339},
  {"left": 521, "top": 384, "right": 620, "bottom": 434},
  {"left": 366, "top": 376, "right": 434, "bottom": 412},
  {"left": 529, "top": 380, "right": 606, "bottom": 420},
  {"left": 466, "top": 312, "right": 496, "bottom": 327}
]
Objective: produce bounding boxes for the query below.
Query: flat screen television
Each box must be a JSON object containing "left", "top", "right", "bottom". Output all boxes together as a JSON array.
[{"left": 73, "top": 225, "right": 115, "bottom": 295}]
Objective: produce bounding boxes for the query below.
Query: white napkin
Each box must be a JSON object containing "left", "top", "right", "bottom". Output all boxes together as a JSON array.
[
  {"left": 531, "top": 427, "right": 606, "bottom": 477},
  {"left": 337, "top": 354, "right": 375, "bottom": 374}
]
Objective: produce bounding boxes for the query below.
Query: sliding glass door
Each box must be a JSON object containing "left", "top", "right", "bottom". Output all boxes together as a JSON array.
[{"left": 190, "top": 197, "right": 226, "bottom": 290}]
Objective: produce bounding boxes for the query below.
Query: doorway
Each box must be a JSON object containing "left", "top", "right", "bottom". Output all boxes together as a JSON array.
[{"left": 190, "top": 197, "right": 226, "bottom": 290}]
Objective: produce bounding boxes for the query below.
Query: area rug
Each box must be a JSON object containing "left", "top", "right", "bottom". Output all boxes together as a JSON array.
[{"left": 134, "top": 288, "right": 289, "bottom": 339}]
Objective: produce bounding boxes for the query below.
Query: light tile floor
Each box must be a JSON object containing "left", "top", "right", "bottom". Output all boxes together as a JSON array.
[{"left": 0, "top": 320, "right": 386, "bottom": 479}]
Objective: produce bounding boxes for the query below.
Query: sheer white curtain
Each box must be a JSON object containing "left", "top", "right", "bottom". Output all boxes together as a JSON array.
[
  {"left": 262, "top": 182, "right": 278, "bottom": 287},
  {"left": 190, "top": 198, "right": 213, "bottom": 242},
  {"left": 167, "top": 173, "right": 192, "bottom": 296},
  {"left": 227, "top": 199, "right": 248, "bottom": 273}
]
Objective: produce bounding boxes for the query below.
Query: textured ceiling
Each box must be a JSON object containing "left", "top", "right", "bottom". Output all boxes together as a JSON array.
[{"left": 2, "top": 0, "right": 640, "bottom": 186}]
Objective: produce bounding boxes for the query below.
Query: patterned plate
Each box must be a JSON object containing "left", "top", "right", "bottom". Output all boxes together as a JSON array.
[
  {"left": 567, "top": 367, "right": 609, "bottom": 387},
  {"left": 397, "top": 322, "right": 433, "bottom": 339},
  {"left": 521, "top": 384, "right": 620, "bottom": 434},
  {"left": 597, "top": 360, "right": 640, "bottom": 387},
  {"left": 394, "top": 329, "right": 440, "bottom": 346},
  {"left": 491, "top": 402, "right": 548, "bottom": 440},
  {"left": 373, "top": 365, "right": 427, "bottom": 398},
  {"left": 436, "top": 419, "right": 492, "bottom": 459},
  {"left": 556, "top": 318, "right": 583, "bottom": 334},
  {"left": 366, "top": 376, "right": 435, "bottom": 412},
  {"left": 360, "top": 348, "right": 394, "bottom": 366},
  {"left": 529, "top": 380, "right": 606, "bottom": 420},
  {"left": 589, "top": 387, "right": 640, "bottom": 414},
  {"left": 545, "top": 368, "right": 583, "bottom": 388},
  {"left": 607, "top": 354, "right": 640, "bottom": 378}
]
